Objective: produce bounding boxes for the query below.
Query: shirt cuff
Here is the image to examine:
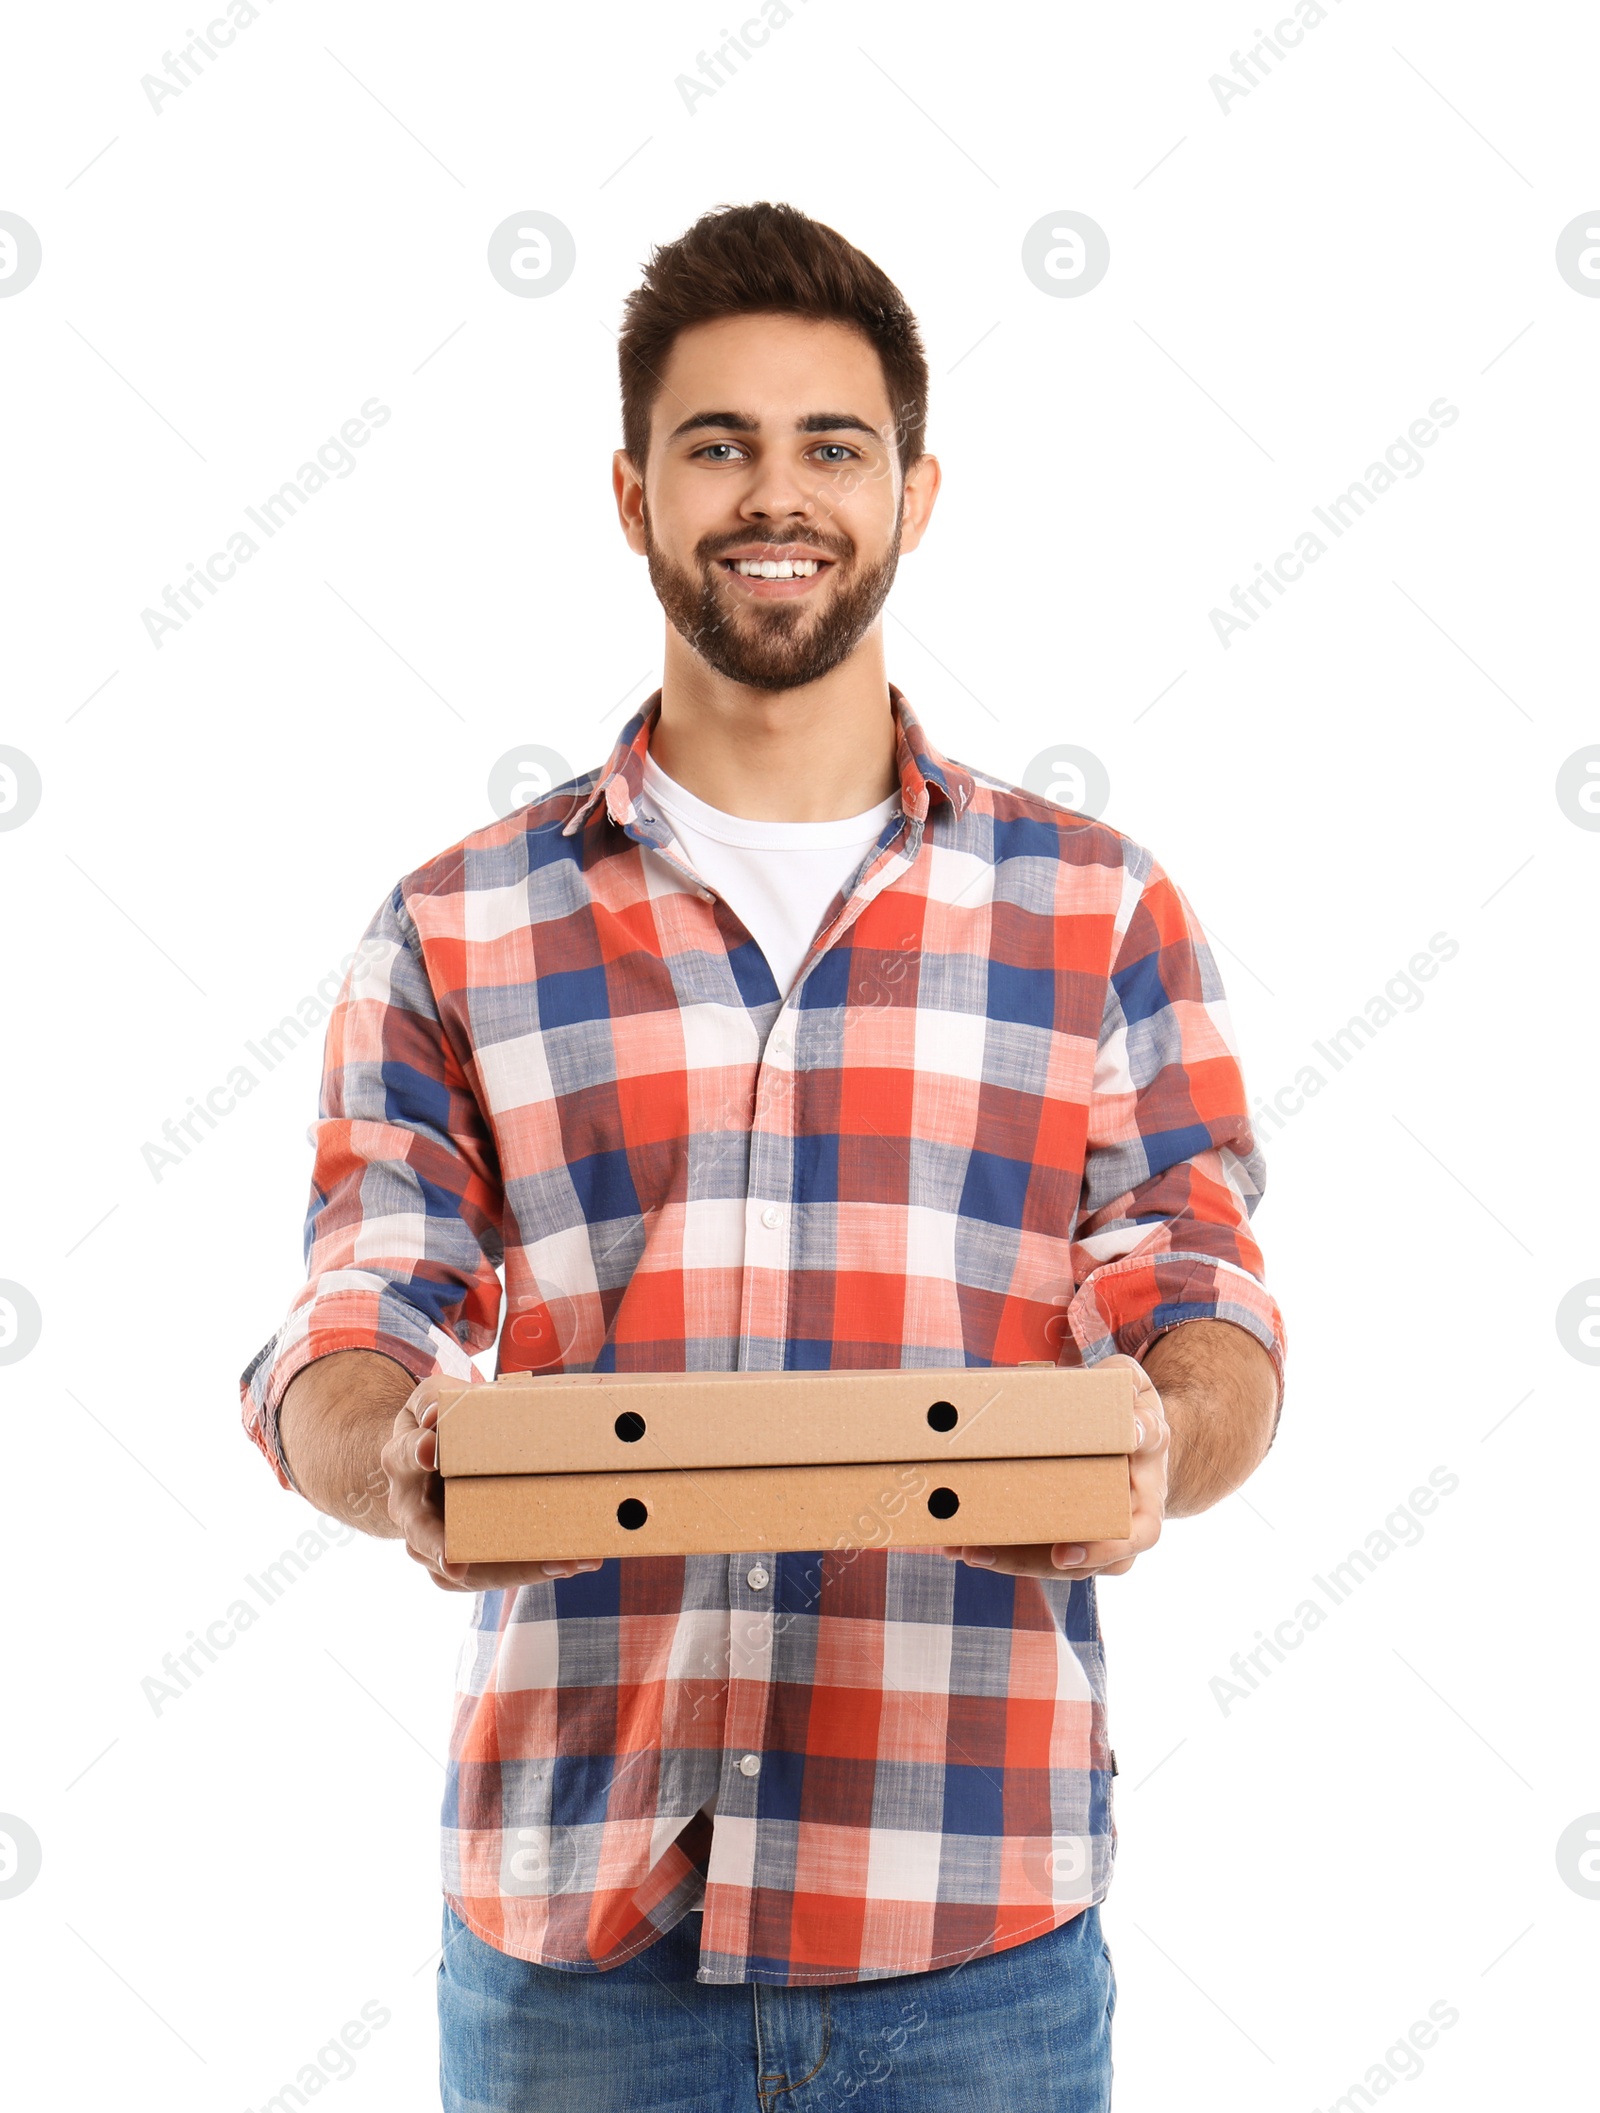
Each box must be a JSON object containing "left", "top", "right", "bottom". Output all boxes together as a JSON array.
[
  {"left": 1055, "top": 1250, "right": 1286, "bottom": 1402},
  {"left": 239, "top": 1287, "right": 482, "bottom": 1494}
]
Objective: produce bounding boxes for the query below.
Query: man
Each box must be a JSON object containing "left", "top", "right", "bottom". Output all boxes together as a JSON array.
[{"left": 242, "top": 201, "right": 1285, "bottom": 2111}]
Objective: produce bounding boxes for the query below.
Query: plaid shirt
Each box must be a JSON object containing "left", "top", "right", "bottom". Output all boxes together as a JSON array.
[{"left": 241, "top": 687, "right": 1284, "bottom": 1986}]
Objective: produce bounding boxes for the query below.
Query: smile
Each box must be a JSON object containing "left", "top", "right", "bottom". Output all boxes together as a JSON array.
[{"left": 717, "top": 554, "right": 835, "bottom": 598}]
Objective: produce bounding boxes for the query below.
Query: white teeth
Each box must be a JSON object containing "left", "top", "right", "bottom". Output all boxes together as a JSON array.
[{"left": 732, "top": 557, "right": 819, "bottom": 578}]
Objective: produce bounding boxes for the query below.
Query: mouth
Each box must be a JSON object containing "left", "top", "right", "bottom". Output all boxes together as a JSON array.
[{"left": 714, "top": 550, "right": 837, "bottom": 600}]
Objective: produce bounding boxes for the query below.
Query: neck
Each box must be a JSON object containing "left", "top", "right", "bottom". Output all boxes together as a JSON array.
[{"left": 648, "top": 627, "right": 899, "bottom": 822}]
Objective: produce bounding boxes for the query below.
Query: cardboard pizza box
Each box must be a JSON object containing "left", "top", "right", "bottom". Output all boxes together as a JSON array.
[
  {"left": 443, "top": 1452, "right": 1133, "bottom": 1563},
  {"left": 434, "top": 1363, "right": 1139, "bottom": 1477}
]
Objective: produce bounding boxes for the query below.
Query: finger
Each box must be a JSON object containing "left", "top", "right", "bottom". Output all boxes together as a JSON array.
[
  {"left": 389, "top": 1423, "right": 434, "bottom": 1481},
  {"left": 403, "top": 1540, "right": 467, "bottom": 1588},
  {"left": 1050, "top": 1556, "right": 1138, "bottom": 1581},
  {"left": 397, "top": 1374, "right": 467, "bottom": 1433},
  {"left": 974, "top": 1550, "right": 1082, "bottom": 1581},
  {"left": 1047, "top": 1554, "right": 1136, "bottom": 1583},
  {"left": 391, "top": 1478, "right": 448, "bottom": 1563},
  {"left": 1061, "top": 1536, "right": 1141, "bottom": 1568},
  {"left": 403, "top": 1532, "right": 478, "bottom": 1590},
  {"left": 401, "top": 1519, "right": 452, "bottom": 1570},
  {"left": 949, "top": 1545, "right": 1065, "bottom": 1578},
  {"left": 394, "top": 1386, "right": 436, "bottom": 1432},
  {"left": 426, "top": 1560, "right": 605, "bottom": 1588}
]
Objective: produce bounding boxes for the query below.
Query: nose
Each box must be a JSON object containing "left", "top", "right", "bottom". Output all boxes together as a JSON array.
[{"left": 736, "top": 455, "right": 818, "bottom": 528}]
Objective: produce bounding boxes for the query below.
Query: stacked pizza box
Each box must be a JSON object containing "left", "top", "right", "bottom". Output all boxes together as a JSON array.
[{"left": 435, "top": 1363, "right": 1139, "bottom": 1562}]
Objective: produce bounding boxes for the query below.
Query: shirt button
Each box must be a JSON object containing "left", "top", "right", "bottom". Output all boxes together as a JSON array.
[
  {"left": 738, "top": 1753, "right": 761, "bottom": 1777},
  {"left": 760, "top": 1205, "right": 781, "bottom": 1230},
  {"left": 747, "top": 1566, "right": 770, "bottom": 1590}
]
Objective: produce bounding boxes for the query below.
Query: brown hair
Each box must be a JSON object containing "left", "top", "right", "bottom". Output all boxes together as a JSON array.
[{"left": 617, "top": 201, "right": 929, "bottom": 479}]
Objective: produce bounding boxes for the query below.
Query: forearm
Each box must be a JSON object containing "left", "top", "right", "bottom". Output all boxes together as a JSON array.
[
  {"left": 1141, "top": 1318, "right": 1280, "bottom": 1517},
  {"left": 278, "top": 1348, "right": 418, "bottom": 1534}
]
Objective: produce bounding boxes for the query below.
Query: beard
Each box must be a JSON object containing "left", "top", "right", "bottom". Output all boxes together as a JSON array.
[{"left": 643, "top": 501, "right": 903, "bottom": 693}]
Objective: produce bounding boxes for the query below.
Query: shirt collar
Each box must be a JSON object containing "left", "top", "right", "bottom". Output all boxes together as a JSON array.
[{"left": 560, "top": 684, "right": 973, "bottom": 837}]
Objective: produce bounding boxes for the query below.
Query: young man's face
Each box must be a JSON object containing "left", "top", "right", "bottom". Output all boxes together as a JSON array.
[{"left": 617, "top": 312, "right": 938, "bottom": 693}]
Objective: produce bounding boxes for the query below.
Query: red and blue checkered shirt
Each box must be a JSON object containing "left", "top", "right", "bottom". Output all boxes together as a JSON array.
[{"left": 241, "top": 687, "right": 1285, "bottom": 1986}]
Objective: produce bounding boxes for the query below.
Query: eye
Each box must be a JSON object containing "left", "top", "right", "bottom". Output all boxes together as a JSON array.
[
  {"left": 693, "top": 441, "right": 748, "bottom": 462},
  {"left": 812, "top": 443, "right": 859, "bottom": 464}
]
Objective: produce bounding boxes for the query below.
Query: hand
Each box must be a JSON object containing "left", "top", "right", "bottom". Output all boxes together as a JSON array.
[
  {"left": 381, "top": 1377, "right": 604, "bottom": 1592},
  {"left": 938, "top": 1355, "right": 1170, "bottom": 1583}
]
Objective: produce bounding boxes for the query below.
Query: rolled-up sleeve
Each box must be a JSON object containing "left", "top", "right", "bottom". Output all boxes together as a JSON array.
[
  {"left": 1058, "top": 857, "right": 1286, "bottom": 1397},
  {"left": 239, "top": 884, "right": 503, "bottom": 1491}
]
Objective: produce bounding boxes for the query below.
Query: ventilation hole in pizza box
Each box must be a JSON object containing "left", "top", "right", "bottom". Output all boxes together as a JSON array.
[
  {"left": 926, "top": 1401, "right": 958, "bottom": 1432},
  {"left": 617, "top": 1497, "right": 649, "bottom": 1530},
  {"left": 927, "top": 1487, "right": 960, "bottom": 1519},
  {"left": 614, "top": 1412, "right": 647, "bottom": 1443}
]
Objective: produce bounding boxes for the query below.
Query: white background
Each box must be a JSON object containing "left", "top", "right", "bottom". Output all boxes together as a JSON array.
[{"left": 2, "top": 1, "right": 1595, "bottom": 2105}]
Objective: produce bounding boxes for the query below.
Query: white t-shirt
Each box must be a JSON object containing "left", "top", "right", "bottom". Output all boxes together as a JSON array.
[
  {"left": 636, "top": 752, "right": 901, "bottom": 999},
  {"left": 637, "top": 751, "right": 901, "bottom": 1825}
]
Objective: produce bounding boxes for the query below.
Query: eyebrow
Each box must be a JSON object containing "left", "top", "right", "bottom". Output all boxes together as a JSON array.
[{"left": 665, "top": 409, "right": 883, "bottom": 446}]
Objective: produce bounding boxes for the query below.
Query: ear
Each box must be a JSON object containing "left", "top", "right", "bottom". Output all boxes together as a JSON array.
[
  {"left": 613, "top": 449, "right": 647, "bottom": 555},
  {"left": 896, "top": 452, "right": 942, "bottom": 556}
]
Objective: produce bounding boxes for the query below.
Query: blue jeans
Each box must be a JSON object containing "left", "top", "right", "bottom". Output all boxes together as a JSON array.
[{"left": 438, "top": 1901, "right": 1115, "bottom": 2111}]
